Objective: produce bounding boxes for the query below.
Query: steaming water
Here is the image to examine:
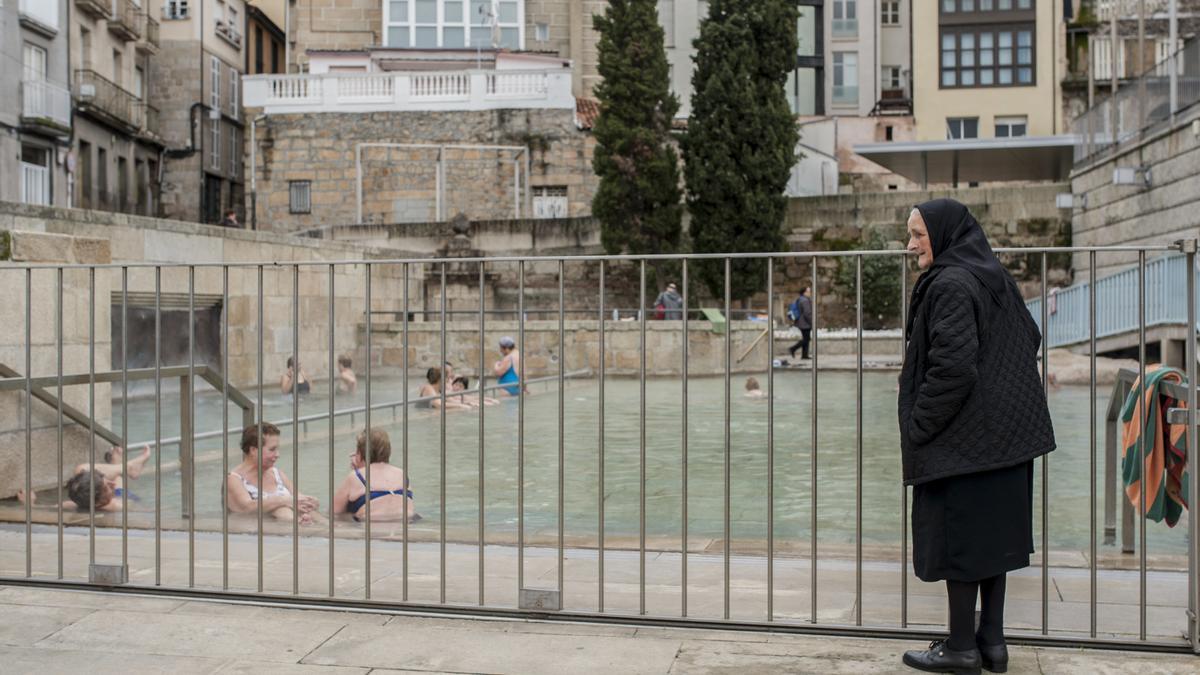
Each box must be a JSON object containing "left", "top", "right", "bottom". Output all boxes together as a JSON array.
[{"left": 110, "top": 372, "right": 1190, "bottom": 555}]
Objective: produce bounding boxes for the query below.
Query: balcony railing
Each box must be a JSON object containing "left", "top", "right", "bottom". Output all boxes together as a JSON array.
[
  {"left": 19, "top": 0, "right": 60, "bottom": 33},
  {"left": 75, "top": 69, "right": 143, "bottom": 132},
  {"left": 136, "top": 11, "right": 161, "bottom": 52},
  {"left": 21, "top": 79, "right": 72, "bottom": 132},
  {"left": 108, "top": 0, "right": 142, "bottom": 41},
  {"left": 139, "top": 102, "right": 160, "bottom": 137},
  {"left": 75, "top": 0, "right": 110, "bottom": 20},
  {"left": 832, "top": 18, "right": 858, "bottom": 38},
  {"left": 832, "top": 84, "right": 859, "bottom": 106},
  {"left": 243, "top": 70, "right": 576, "bottom": 114}
]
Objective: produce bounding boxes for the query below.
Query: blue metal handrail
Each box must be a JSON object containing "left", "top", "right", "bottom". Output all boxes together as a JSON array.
[{"left": 1027, "top": 254, "right": 1197, "bottom": 348}]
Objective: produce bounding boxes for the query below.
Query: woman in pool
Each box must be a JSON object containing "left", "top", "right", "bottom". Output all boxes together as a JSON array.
[
  {"left": 18, "top": 470, "right": 131, "bottom": 512},
  {"left": 744, "top": 377, "right": 766, "bottom": 399},
  {"left": 226, "top": 423, "right": 320, "bottom": 524},
  {"left": 332, "top": 428, "right": 417, "bottom": 522},
  {"left": 280, "top": 357, "right": 312, "bottom": 397},
  {"left": 493, "top": 337, "right": 523, "bottom": 396},
  {"left": 450, "top": 375, "right": 500, "bottom": 407}
]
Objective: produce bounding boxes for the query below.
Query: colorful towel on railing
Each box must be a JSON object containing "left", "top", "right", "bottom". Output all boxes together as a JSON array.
[{"left": 1120, "top": 366, "right": 1191, "bottom": 527}]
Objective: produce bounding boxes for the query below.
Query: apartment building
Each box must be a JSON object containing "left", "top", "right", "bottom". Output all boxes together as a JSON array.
[
  {"left": 153, "top": 0, "right": 248, "bottom": 224},
  {"left": 1, "top": 1, "right": 72, "bottom": 207},
  {"left": 246, "top": 2, "right": 286, "bottom": 74},
  {"left": 69, "top": 0, "right": 165, "bottom": 215},
  {"left": 913, "top": 0, "right": 1068, "bottom": 141}
]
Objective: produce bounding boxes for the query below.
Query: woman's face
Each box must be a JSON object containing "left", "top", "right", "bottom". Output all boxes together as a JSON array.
[
  {"left": 250, "top": 434, "right": 280, "bottom": 470},
  {"left": 906, "top": 209, "right": 934, "bottom": 270}
]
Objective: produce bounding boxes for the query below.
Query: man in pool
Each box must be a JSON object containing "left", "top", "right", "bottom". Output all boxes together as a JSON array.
[
  {"left": 337, "top": 355, "right": 358, "bottom": 394},
  {"left": 493, "top": 337, "right": 524, "bottom": 396}
]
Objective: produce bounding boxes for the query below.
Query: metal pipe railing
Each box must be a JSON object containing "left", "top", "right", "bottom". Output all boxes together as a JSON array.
[{"left": 2, "top": 245, "right": 1197, "bottom": 655}]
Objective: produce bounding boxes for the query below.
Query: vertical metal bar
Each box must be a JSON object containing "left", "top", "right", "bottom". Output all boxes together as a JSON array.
[
  {"left": 478, "top": 261, "right": 486, "bottom": 606},
  {"left": 88, "top": 267, "right": 96, "bottom": 567},
  {"left": 1185, "top": 239, "right": 1199, "bottom": 653},
  {"left": 186, "top": 266, "right": 193, "bottom": 586},
  {"left": 900, "top": 254, "right": 908, "bottom": 627},
  {"left": 1089, "top": 250, "right": 1098, "bottom": 638},
  {"left": 24, "top": 268, "right": 32, "bottom": 578},
  {"left": 855, "top": 255, "right": 864, "bottom": 627},
  {"left": 598, "top": 260, "right": 606, "bottom": 614},
  {"left": 439, "top": 262, "right": 448, "bottom": 604},
  {"left": 222, "top": 265, "right": 229, "bottom": 590},
  {"left": 1040, "top": 253, "right": 1049, "bottom": 635},
  {"left": 121, "top": 267, "right": 130, "bottom": 573},
  {"left": 518, "top": 260, "right": 526, "bottom": 595},
  {"left": 1138, "top": 250, "right": 1148, "bottom": 640},
  {"left": 328, "top": 264, "right": 336, "bottom": 597},
  {"left": 723, "top": 257, "right": 731, "bottom": 620},
  {"left": 257, "top": 264, "right": 265, "bottom": 593},
  {"left": 681, "top": 260, "right": 688, "bottom": 618},
  {"left": 557, "top": 259, "right": 566, "bottom": 602},
  {"left": 155, "top": 267, "right": 162, "bottom": 586},
  {"left": 292, "top": 264, "right": 300, "bottom": 595},
  {"left": 402, "top": 263, "right": 410, "bottom": 602},
  {"left": 639, "top": 260, "right": 647, "bottom": 616},
  {"left": 365, "top": 262, "right": 373, "bottom": 599},
  {"left": 56, "top": 267, "right": 64, "bottom": 579},
  {"left": 766, "top": 258, "right": 775, "bottom": 621},
  {"left": 810, "top": 261, "right": 819, "bottom": 624}
]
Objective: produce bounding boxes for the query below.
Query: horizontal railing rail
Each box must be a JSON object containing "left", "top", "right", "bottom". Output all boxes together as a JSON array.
[{"left": 1, "top": 244, "right": 1196, "bottom": 654}]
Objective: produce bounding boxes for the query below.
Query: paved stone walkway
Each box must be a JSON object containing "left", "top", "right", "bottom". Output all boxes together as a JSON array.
[{"left": 1, "top": 585, "right": 1197, "bottom": 674}]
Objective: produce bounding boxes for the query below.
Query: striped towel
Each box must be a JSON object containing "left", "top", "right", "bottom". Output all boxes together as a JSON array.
[{"left": 1120, "top": 366, "right": 1191, "bottom": 527}]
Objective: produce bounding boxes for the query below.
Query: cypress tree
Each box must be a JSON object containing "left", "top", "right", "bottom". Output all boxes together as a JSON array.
[
  {"left": 684, "top": 0, "right": 799, "bottom": 302},
  {"left": 591, "top": 0, "right": 683, "bottom": 284}
]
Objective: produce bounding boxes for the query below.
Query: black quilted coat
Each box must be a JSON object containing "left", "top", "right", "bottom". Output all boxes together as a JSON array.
[{"left": 898, "top": 256, "right": 1056, "bottom": 487}]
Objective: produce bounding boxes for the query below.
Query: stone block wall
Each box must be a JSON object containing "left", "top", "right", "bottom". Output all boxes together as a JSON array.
[
  {"left": 253, "top": 108, "right": 598, "bottom": 232},
  {"left": 1070, "top": 106, "right": 1200, "bottom": 281},
  {"left": 291, "top": 0, "right": 381, "bottom": 72}
]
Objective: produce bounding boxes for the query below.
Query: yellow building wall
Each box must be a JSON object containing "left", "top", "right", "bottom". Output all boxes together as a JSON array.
[{"left": 913, "top": 0, "right": 1064, "bottom": 140}]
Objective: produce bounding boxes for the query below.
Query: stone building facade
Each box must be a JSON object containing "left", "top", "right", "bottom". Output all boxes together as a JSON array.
[
  {"left": 69, "top": 0, "right": 165, "bottom": 215},
  {"left": 153, "top": 0, "right": 248, "bottom": 225},
  {"left": 252, "top": 107, "right": 597, "bottom": 231},
  {"left": 1, "top": 0, "right": 72, "bottom": 208}
]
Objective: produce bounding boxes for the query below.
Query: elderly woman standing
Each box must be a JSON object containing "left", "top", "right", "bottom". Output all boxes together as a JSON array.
[{"left": 899, "top": 199, "right": 1055, "bottom": 674}]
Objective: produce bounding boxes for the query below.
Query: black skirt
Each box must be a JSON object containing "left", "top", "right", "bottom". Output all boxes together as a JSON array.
[{"left": 911, "top": 460, "right": 1035, "bottom": 583}]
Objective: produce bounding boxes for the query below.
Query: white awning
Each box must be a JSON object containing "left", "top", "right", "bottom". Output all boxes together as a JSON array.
[{"left": 853, "top": 135, "right": 1078, "bottom": 186}]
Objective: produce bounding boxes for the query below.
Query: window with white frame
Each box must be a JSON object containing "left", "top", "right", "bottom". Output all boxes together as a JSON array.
[
  {"left": 229, "top": 67, "right": 239, "bottom": 117},
  {"left": 23, "top": 43, "right": 47, "bottom": 81},
  {"left": 164, "top": 0, "right": 189, "bottom": 20},
  {"left": 880, "top": 0, "right": 900, "bottom": 25},
  {"left": 832, "top": 52, "right": 858, "bottom": 105},
  {"left": 534, "top": 22, "right": 548, "bottom": 42},
  {"left": 20, "top": 145, "right": 51, "bottom": 206},
  {"left": 882, "top": 65, "right": 902, "bottom": 90},
  {"left": 210, "top": 119, "right": 220, "bottom": 169},
  {"left": 210, "top": 56, "right": 220, "bottom": 110},
  {"left": 229, "top": 127, "right": 239, "bottom": 176},
  {"left": 385, "top": 1, "right": 523, "bottom": 50},
  {"left": 994, "top": 115, "right": 1027, "bottom": 137},
  {"left": 832, "top": 0, "right": 857, "bottom": 38},
  {"left": 1092, "top": 36, "right": 1124, "bottom": 80},
  {"left": 946, "top": 117, "right": 979, "bottom": 139}
]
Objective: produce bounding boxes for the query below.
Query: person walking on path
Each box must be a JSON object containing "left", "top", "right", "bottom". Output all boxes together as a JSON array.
[
  {"left": 653, "top": 282, "right": 684, "bottom": 320},
  {"left": 787, "top": 286, "right": 812, "bottom": 359},
  {"left": 898, "top": 198, "right": 1055, "bottom": 674}
]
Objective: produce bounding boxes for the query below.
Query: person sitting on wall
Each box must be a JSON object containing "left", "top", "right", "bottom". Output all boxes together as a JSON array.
[
  {"left": 280, "top": 356, "right": 311, "bottom": 397},
  {"left": 417, "top": 367, "right": 468, "bottom": 410},
  {"left": 337, "top": 354, "right": 358, "bottom": 394},
  {"left": 332, "top": 428, "right": 419, "bottom": 523},
  {"left": 450, "top": 375, "right": 500, "bottom": 407},
  {"left": 226, "top": 423, "right": 319, "bottom": 524}
]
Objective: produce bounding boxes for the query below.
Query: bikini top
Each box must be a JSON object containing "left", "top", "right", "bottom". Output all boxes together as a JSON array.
[
  {"left": 347, "top": 468, "right": 413, "bottom": 514},
  {"left": 232, "top": 466, "right": 291, "bottom": 500}
]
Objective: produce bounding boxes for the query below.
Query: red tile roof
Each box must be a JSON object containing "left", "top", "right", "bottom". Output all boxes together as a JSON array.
[{"left": 575, "top": 97, "right": 601, "bottom": 130}]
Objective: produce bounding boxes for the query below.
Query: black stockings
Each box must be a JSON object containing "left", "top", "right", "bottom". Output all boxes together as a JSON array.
[{"left": 945, "top": 573, "right": 1007, "bottom": 651}]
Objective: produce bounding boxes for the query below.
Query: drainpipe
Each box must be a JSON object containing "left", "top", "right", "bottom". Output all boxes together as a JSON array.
[
  {"left": 1170, "top": 0, "right": 1178, "bottom": 123},
  {"left": 249, "top": 114, "right": 266, "bottom": 231}
]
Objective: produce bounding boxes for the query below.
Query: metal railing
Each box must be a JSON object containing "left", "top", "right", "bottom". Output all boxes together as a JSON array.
[
  {"left": 21, "top": 79, "right": 72, "bottom": 130},
  {"left": 0, "top": 245, "right": 1197, "bottom": 655},
  {"left": 108, "top": 0, "right": 142, "bottom": 41},
  {"left": 74, "top": 69, "right": 143, "bottom": 132},
  {"left": 1027, "top": 253, "right": 1198, "bottom": 349},
  {"left": 1073, "top": 36, "right": 1200, "bottom": 163},
  {"left": 136, "top": 10, "right": 161, "bottom": 51}
]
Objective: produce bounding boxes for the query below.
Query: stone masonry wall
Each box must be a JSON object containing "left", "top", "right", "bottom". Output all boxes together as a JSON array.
[{"left": 253, "top": 108, "right": 598, "bottom": 232}]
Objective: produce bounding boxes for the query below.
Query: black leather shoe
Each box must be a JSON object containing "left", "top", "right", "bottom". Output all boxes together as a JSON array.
[
  {"left": 902, "top": 640, "right": 982, "bottom": 674},
  {"left": 975, "top": 639, "right": 1008, "bottom": 673}
]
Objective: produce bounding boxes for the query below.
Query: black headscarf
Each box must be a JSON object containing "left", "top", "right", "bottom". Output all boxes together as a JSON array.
[{"left": 907, "top": 198, "right": 1011, "bottom": 336}]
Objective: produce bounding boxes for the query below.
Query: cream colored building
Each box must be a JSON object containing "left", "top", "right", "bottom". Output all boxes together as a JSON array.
[{"left": 913, "top": 0, "right": 1067, "bottom": 141}]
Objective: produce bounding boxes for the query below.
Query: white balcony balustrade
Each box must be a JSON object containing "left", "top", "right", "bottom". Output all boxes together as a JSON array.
[
  {"left": 21, "top": 79, "right": 72, "bottom": 129},
  {"left": 243, "top": 70, "right": 575, "bottom": 114}
]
